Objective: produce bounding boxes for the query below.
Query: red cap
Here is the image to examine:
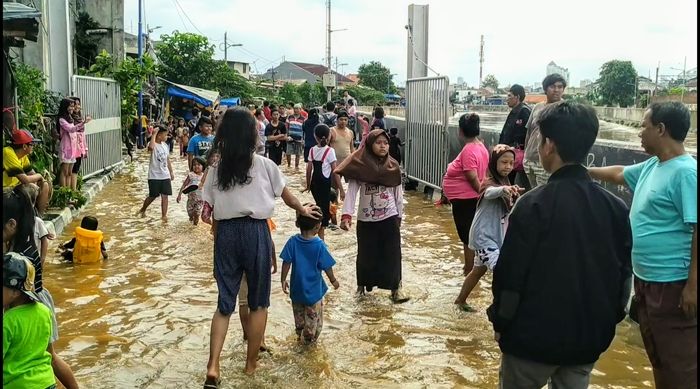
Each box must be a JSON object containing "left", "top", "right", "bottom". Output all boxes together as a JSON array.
[{"left": 11, "top": 130, "right": 41, "bottom": 145}]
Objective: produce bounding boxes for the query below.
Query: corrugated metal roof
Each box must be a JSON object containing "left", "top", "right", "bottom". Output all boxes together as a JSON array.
[{"left": 2, "top": 2, "right": 41, "bottom": 21}]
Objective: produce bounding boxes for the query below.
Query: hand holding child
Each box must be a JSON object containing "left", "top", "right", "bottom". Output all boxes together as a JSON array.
[{"left": 331, "top": 279, "right": 340, "bottom": 289}]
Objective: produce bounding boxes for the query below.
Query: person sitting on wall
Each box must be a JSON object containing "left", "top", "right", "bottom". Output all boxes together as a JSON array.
[{"left": 2, "top": 129, "right": 52, "bottom": 214}]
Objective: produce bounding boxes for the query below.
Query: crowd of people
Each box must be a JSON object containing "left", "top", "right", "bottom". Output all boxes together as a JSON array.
[{"left": 3, "top": 74, "right": 696, "bottom": 389}]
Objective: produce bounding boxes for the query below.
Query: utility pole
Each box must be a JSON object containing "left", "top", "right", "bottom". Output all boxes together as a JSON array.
[
  {"left": 137, "top": 0, "right": 144, "bottom": 147},
  {"left": 326, "top": 0, "right": 332, "bottom": 101},
  {"left": 653, "top": 61, "right": 660, "bottom": 98},
  {"left": 220, "top": 32, "right": 243, "bottom": 63},
  {"left": 478, "top": 35, "right": 484, "bottom": 88},
  {"left": 681, "top": 56, "right": 687, "bottom": 103}
]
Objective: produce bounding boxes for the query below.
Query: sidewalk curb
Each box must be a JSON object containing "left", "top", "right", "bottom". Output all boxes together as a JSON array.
[{"left": 43, "top": 161, "right": 126, "bottom": 238}]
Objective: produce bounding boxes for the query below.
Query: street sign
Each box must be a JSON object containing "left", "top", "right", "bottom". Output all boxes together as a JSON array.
[{"left": 322, "top": 72, "right": 337, "bottom": 88}]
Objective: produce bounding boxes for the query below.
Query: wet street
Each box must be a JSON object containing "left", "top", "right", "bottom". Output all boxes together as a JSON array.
[{"left": 45, "top": 147, "right": 655, "bottom": 388}]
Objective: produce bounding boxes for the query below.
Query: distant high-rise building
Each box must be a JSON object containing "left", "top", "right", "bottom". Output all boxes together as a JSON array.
[
  {"left": 546, "top": 61, "right": 570, "bottom": 84},
  {"left": 457, "top": 76, "right": 465, "bottom": 85},
  {"left": 580, "top": 79, "right": 593, "bottom": 88}
]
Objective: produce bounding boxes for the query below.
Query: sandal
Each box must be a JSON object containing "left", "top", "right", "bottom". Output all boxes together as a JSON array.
[
  {"left": 457, "top": 303, "right": 477, "bottom": 313},
  {"left": 203, "top": 377, "right": 221, "bottom": 389},
  {"left": 390, "top": 289, "right": 410, "bottom": 304}
]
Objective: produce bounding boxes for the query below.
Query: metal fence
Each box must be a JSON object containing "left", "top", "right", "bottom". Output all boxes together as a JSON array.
[
  {"left": 71, "top": 75, "right": 122, "bottom": 179},
  {"left": 404, "top": 76, "right": 451, "bottom": 189}
]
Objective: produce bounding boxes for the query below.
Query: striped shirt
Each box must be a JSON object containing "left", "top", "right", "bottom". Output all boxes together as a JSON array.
[{"left": 286, "top": 115, "right": 305, "bottom": 141}]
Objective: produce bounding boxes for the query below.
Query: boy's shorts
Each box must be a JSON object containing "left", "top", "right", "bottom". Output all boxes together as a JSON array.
[
  {"left": 148, "top": 179, "right": 172, "bottom": 197},
  {"left": 286, "top": 141, "right": 303, "bottom": 156},
  {"left": 474, "top": 247, "right": 500, "bottom": 271},
  {"left": 293, "top": 300, "right": 324, "bottom": 344},
  {"left": 36, "top": 288, "right": 59, "bottom": 343}
]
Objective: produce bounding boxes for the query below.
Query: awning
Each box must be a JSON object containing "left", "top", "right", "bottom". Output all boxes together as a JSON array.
[
  {"left": 165, "top": 81, "right": 219, "bottom": 107},
  {"left": 2, "top": 2, "right": 41, "bottom": 43},
  {"left": 384, "top": 94, "right": 401, "bottom": 100},
  {"left": 220, "top": 97, "right": 241, "bottom": 106}
]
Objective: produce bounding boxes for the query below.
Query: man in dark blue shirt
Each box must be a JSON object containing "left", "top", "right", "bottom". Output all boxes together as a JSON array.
[{"left": 488, "top": 101, "right": 632, "bottom": 388}]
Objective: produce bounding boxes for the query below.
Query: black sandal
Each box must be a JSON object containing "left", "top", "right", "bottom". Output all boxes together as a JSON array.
[{"left": 203, "top": 377, "right": 221, "bottom": 389}]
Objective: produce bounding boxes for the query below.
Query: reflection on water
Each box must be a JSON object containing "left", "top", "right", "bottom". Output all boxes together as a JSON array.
[{"left": 45, "top": 149, "right": 654, "bottom": 388}]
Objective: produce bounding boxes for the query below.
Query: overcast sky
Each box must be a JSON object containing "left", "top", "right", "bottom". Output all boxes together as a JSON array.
[{"left": 126, "top": 0, "right": 697, "bottom": 88}]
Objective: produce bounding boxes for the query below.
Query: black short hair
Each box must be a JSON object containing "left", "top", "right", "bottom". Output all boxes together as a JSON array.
[
  {"left": 296, "top": 213, "right": 321, "bottom": 232},
  {"left": 263, "top": 101, "right": 269, "bottom": 107},
  {"left": 337, "top": 110, "right": 349, "bottom": 119},
  {"left": 509, "top": 84, "right": 526, "bottom": 102},
  {"left": 192, "top": 108, "right": 200, "bottom": 115},
  {"left": 269, "top": 104, "right": 277, "bottom": 111},
  {"left": 648, "top": 102, "right": 691, "bottom": 142},
  {"left": 348, "top": 99, "right": 355, "bottom": 106},
  {"left": 538, "top": 101, "right": 598, "bottom": 164},
  {"left": 329, "top": 188, "right": 338, "bottom": 203},
  {"left": 374, "top": 106, "right": 385, "bottom": 119},
  {"left": 192, "top": 156, "right": 207, "bottom": 170},
  {"left": 325, "top": 101, "right": 335, "bottom": 111},
  {"left": 156, "top": 124, "right": 169, "bottom": 134},
  {"left": 542, "top": 73, "right": 567, "bottom": 90},
  {"left": 81, "top": 216, "right": 99, "bottom": 230},
  {"left": 458, "top": 113, "right": 480, "bottom": 137},
  {"left": 198, "top": 116, "right": 213, "bottom": 127},
  {"left": 389, "top": 127, "right": 398, "bottom": 135}
]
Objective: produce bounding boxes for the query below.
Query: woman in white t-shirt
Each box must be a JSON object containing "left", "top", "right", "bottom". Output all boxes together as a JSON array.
[
  {"left": 201, "top": 107, "right": 320, "bottom": 382},
  {"left": 303, "top": 124, "right": 345, "bottom": 241}
]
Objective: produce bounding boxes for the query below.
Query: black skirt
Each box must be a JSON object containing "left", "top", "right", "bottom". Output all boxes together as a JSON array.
[{"left": 356, "top": 216, "right": 402, "bottom": 290}]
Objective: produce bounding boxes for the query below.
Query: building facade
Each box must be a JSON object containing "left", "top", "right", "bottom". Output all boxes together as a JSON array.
[{"left": 546, "top": 61, "right": 570, "bottom": 84}]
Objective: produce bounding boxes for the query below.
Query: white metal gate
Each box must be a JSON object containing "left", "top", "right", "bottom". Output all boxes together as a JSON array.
[
  {"left": 404, "top": 76, "right": 450, "bottom": 189},
  {"left": 71, "top": 75, "right": 122, "bottom": 179}
]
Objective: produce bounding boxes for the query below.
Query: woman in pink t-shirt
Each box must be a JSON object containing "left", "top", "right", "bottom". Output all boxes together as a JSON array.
[{"left": 441, "top": 113, "right": 489, "bottom": 307}]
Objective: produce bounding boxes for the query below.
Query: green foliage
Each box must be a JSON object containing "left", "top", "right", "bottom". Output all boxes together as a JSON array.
[
  {"left": 668, "top": 87, "right": 684, "bottom": 96},
  {"left": 11, "top": 60, "right": 60, "bottom": 178},
  {"left": 358, "top": 61, "right": 396, "bottom": 93},
  {"left": 74, "top": 12, "right": 102, "bottom": 69},
  {"left": 338, "top": 85, "right": 385, "bottom": 106},
  {"left": 156, "top": 31, "right": 216, "bottom": 87},
  {"left": 50, "top": 186, "right": 87, "bottom": 209},
  {"left": 482, "top": 74, "right": 499, "bottom": 90},
  {"left": 297, "top": 82, "right": 326, "bottom": 107},
  {"left": 278, "top": 83, "right": 301, "bottom": 105},
  {"left": 208, "top": 61, "right": 254, "bottom": 100},
  {"left": 83, "top": 50, "right": 156, "bottom": 131},
  {"left": 563, "top": 94, "right": 591, "bottom": 104},
  {"left": 596, "top": 60, "right": 638, "bottom": 107}
]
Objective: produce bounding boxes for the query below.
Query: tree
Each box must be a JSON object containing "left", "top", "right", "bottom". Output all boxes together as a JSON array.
[
  {"left": 358, "top": 61, "right": 396, "bottom": 93},
  {"left": 74, "top": 12, "right": 102, "bottom": 70},
  {"left": 156, "top": 31, "right": 217, "bottom": 88},
  {"left": 482, "top": 74, "right": 499, "bottom": 90},
  {"left": 338, "top": 85, "right": 385, "bottom": 106},
  {"left": 208, "top": 61, "right": 254, "bottom": 100},
  {"left": 596, "top": 60, "right": 638, "bottom": 107},
  {"left": 297, "top": 82, "right": 325, "bottom": 107},
  {"left": 278, "top": 83, "right": 301, "bottom": 104}
]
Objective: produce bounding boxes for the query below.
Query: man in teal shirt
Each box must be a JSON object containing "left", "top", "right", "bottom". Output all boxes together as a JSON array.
[{"left": 590, "top": 101, "right": 696, "bottom": 389}]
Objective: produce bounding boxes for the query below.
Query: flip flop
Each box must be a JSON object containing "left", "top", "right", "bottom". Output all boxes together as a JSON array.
[
  {"left": 390, "top": 290, "right": 410, "bottom": 304},
  {"left": 203, "top": 377, "right": 221, "bottom": 389},
  {"left": 183, "top": 184, "right": 199, "bottom": 194},
  {"left": 457, "top": 303, "right": 477, "bottom": 313}
]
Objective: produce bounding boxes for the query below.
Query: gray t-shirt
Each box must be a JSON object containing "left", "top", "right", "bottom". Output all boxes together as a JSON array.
[
  {"left": 523, "top": 102, "right": 547, "bottom": 164},
  {"left": 468, "top": 187, "right": 510, "bottom": 250}
]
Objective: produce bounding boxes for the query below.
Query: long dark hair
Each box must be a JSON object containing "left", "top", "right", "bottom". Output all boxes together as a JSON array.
[
  {"left": 215, "top": 107, "right": 256, "bottom": 190},
  {"left": 3, "top": 187, "right": 36, "bottom": 250},
  {"left": 314, "top": 124, "right": 330, "bottom": 147},
  {"left": 57, "top": 98, "right": 74, "bottom": 131}
]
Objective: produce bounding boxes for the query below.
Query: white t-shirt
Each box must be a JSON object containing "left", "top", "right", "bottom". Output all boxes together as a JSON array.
[
  {"left": 148, "top": 142, "right": 170, "bottom": 180},
  {"left": 34, "top": 217, "right": 49, "bottom": 251},
  {"left": 309, "top": 145, "right": 337, "bottom": 179},
  {"left": 202, "top": 154, "right": 286, "bottom": 220}
]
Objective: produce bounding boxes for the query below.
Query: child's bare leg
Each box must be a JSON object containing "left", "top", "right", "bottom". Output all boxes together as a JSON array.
[
  {"left": 294, "top": 154, "right": 300, "bottom": 169},
  {"left": 454, "top": 265, "right": 487, "bottom": 306},
  {"left": 49, "top": 343, "right": 79, "bottom": 389},
  {"left": 462, "top": 245, "right": 475, "bottom": 276},
  {"left": 318, "top": 227, "right": 325, "bottom": 241},
  {"left": 138, "top": 196, "right": 157, "bottom": 215},
  {"left": 239, "top": 304, "right": 249, "bottom": 340},
  {"left": 160, "top": 194, "right": 168, "bottom": 219},
  {"left": 286, "top": 153, "right": 291, "bottom": 167},
  {"left": 244, "top": 308, "right": 267, "bottom": 374},
  {"left": 206, "top": 310, "right": 232, "bottom": 382}
]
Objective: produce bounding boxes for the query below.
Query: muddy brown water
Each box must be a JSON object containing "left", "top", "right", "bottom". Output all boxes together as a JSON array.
[{"left": 45, "top": 149, "right": 654, "bottom": 388}]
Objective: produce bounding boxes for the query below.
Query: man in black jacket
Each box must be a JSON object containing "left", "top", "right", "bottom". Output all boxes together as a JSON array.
[
  {"left": 499, "top": 84, "right": 531, "bottom": 190},
  {"left": 487, "top": 101, "right": 632, "bottom": 389}
]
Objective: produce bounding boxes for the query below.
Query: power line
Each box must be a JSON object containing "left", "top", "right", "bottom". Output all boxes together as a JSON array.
[
  {"left": 172, "top": 0, "right": 205, "bottom": 35},
  {"left": 171, "top": 0, "right": 189, "bottom": 31},
  {"left": 406, "top": 25, "right": 440, "bottom": 77}
]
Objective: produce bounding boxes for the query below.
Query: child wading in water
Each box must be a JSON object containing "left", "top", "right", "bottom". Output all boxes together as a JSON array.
[
  {"left": 457, "top": 148, "right": 523, "bottom": 312},
  {"left": 303, "top": 124, "right": 345, "bottom": 240},
  {"left": 177, "top": 156, "right": 206, "bottom": 225},
  {"left": 337, "top": 129, "right": 409, "bottom": 303},
  {"left": 280, "top": 205, "right": 340, "bottom": 344},
  {"left": 59, "top": 216, "right": 108, "bottom": 262},
  {"left": 137, "top": 125, "right": 174, "bottom": 220}
]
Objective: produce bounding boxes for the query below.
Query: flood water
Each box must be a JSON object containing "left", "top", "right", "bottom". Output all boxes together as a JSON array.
[{"left": 45, "top": 147, "right": 655, "bottom": 388}]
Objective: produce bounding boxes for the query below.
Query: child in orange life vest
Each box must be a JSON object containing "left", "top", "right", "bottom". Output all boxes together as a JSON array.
[{"left": 59, "top": 216, "right": 108, "bottom": 262}]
